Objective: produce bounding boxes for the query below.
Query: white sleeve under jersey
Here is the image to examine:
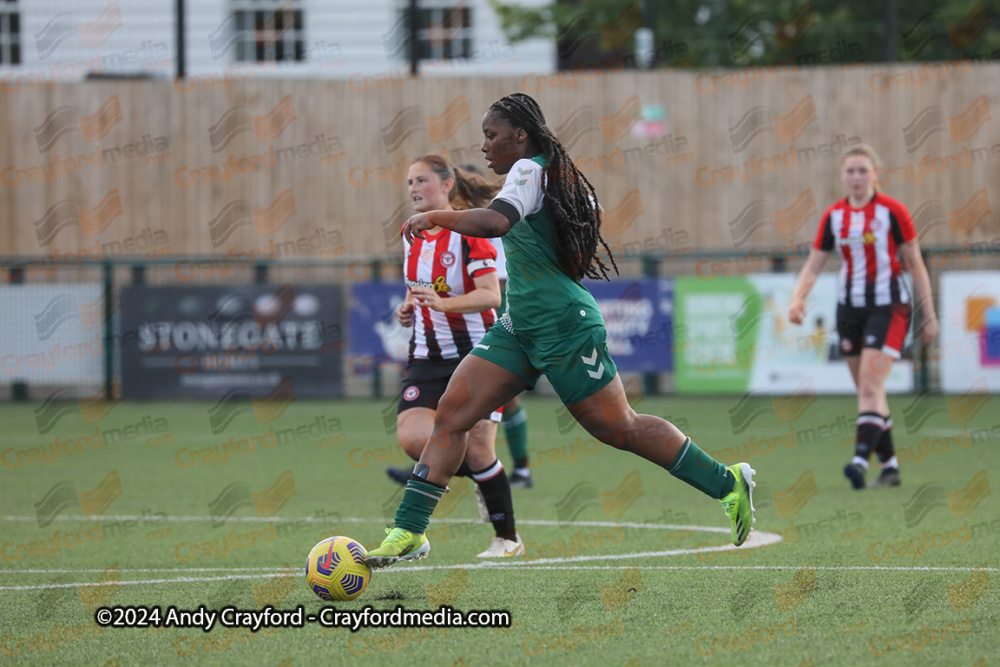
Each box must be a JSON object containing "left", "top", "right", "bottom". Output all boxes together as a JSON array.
[{"left": 488, "top": 237, "right": 508, "bottom": 280}]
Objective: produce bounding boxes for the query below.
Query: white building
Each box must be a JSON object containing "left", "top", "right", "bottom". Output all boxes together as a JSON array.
[{"left": 0, "top": 0, "right": 554, "bottom": 85}]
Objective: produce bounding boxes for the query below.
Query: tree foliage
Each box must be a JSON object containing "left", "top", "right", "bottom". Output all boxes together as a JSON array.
[{"left": 488, "top": 0, "right": 1000, "bottom": 68}]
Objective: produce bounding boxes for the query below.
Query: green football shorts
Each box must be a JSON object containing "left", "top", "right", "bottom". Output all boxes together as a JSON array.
[{"left": 470, "top": 323, "right": 617, "bottom": 405}]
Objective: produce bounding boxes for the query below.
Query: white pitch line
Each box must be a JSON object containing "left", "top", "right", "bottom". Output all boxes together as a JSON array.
[
  {"left": 918, "top": 429, "right": 980, "bottom": 436},
  {"left": 0, "top": 533, "right": 777, "bottom": 582},
  {"left": 3, "top": 564, "right": 997, "bottom": 576},
  {"left": 0, "top": 516, "right": 729, "bottom": 531},
  {"left": 0, "top": 521, "right": 729, "bottom": 579},
  {"left": 5, "top": 563, "right": 995, "bottom": 576},
  {"left": 441, "top": 527, "right": 782, "bottom": 567},
  {"left": 0, "top": 515, "right": 373, "bottom": 523},
  {"left": 0, "top": 520, "right": 771, "bottom": 590},
  {"left": 0, "top": 574, "right": 295, "bottom": 591},
  {"left": 3, "top": 564, "right": 996, "bottom": 591},
  {"left": 379, "top": 564, "right": 1000, "bottom": 573},
  {"left": 0, "top": 568, "right": 285, "bottom": 574}
]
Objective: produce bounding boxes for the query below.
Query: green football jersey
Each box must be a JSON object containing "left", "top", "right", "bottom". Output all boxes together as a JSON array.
[{"left": 493, "top": 155, "right": 605, "bottom": 338}]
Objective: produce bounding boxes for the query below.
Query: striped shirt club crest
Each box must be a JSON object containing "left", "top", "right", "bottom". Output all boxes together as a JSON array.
[
  {"left": 403, "top": 228, "right": 497, "bottom": 360},
  {"left": 814, "top": 193, "right": 917, "bottom": 307}
]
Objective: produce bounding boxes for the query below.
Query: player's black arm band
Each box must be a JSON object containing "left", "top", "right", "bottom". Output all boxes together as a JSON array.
[{"left": 488, "top": 200, "right": 520, "bottom": 228}]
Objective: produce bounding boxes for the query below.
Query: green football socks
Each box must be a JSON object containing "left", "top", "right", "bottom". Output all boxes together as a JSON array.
[
  {"left": 394, "top": 479, "right": 445, "bottom": 534},
  {"left": 503, "top": 405, "right": 529, "bottom": 469},
  {"left": 667, "top": 438, "right": 736, "bottom": 499}
]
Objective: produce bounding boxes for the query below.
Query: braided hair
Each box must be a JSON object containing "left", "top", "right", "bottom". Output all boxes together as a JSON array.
[{"left": 488, "top": 93, "right": 618, "bottom": 282}]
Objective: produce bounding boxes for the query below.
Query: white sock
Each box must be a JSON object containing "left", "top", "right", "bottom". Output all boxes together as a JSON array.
[
  {"left": 881, "top": 456, "right": 898, "bottom": 470},
  {"left": 851, "top": 456, "right": 869, "bottom": 470},
  {"left": 514, "top": 467, "right": 531, "bottom": 476}
]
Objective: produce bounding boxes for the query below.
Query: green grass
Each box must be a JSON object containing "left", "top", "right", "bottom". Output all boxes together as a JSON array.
[{"left": 1, "top": 395, "right": 997, "bottom": 666}]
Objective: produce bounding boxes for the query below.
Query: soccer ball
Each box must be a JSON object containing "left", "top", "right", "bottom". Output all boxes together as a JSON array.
[{"left": 305, "top": 536, "right": 371, "bottom": 601}]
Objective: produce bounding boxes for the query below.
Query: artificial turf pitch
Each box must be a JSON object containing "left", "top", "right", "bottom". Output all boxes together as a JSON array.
[{"left": 0, "top": 395, "right": 997, "bottom": 666}]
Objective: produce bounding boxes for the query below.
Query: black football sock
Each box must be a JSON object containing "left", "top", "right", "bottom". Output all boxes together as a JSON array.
[
  {"left": 454, "top": 461, "right": 473, "bottom": 477},
  {"left": 853, "top": 412, "right": 884, "bottom": 469},
  {"left": 471, "top": 459, "right": 517, "bottom": 541},
  {"left": 876, "top": 415, "right": 898, "bottom": 470}
]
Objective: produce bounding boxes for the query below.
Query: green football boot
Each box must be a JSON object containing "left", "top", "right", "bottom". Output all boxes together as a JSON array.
[
  {"left": 720, "top": 463, "right": 756, "bottom": 547},
  {"left": 365, "top": 527, "right": 430, "bottom": 569}
]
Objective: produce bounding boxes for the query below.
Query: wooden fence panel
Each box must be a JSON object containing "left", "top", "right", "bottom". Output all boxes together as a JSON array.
[{"left": 0, "top": 62, "right": 996, "bottom": 263}]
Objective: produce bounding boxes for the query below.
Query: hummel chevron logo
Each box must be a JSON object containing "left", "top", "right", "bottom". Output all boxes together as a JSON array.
[
  {"left": 581, "top": 347, "right": 605, "bottom": 379},
  {"left": 518, "top": 167, "right": 531, "bottom": 175}
]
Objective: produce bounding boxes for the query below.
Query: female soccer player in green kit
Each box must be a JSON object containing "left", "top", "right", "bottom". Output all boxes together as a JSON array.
[
  {"left": 388, "top": 154, "right": 524, "bottom": 558},
  {"left": 367, "top": 93, "right": 757, "bottom": 568}
]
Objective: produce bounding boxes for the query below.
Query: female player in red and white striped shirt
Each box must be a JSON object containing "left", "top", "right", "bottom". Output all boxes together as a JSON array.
[
  {"left": 390, "top": 154, "right": 523, "bottom": 557},
  {"left": 789, "top": 144, "right": 939, "bottom": 490}
]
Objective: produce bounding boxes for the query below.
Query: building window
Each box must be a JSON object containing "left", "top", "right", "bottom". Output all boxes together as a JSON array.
[
  {"left": 407, "top": 2, "right": 472, "bottom": 60},
  {"left": 0, "top": 0, "right": 20, "bottom": 65},
  {"left": 231, "top": 0, "right": 304, "bottom": 62}
]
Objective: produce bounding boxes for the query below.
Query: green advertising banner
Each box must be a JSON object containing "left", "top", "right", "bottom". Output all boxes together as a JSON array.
[
  {"left": 674, "top": 276, "right": 760, "bottom": 393},
  {"left": 674, "top": 274, "right": 914, "bottom": 395}
]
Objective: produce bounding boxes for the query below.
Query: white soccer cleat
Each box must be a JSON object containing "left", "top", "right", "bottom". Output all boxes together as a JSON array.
[{"left": 477, "top": 535, "right": 525, "bottom": 558}]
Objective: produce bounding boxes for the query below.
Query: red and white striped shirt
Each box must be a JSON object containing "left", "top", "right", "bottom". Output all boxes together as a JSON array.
[
  {"left": 403, "top": 228, "right": 497, "bottom": 360},
  {"left": 814, "top": 192, "right": 916, "bottom": 307}
]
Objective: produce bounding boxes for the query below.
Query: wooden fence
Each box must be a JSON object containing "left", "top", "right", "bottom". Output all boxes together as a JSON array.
[{"left": 1, "top": 61, "right": 998, "bottom": 265}]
